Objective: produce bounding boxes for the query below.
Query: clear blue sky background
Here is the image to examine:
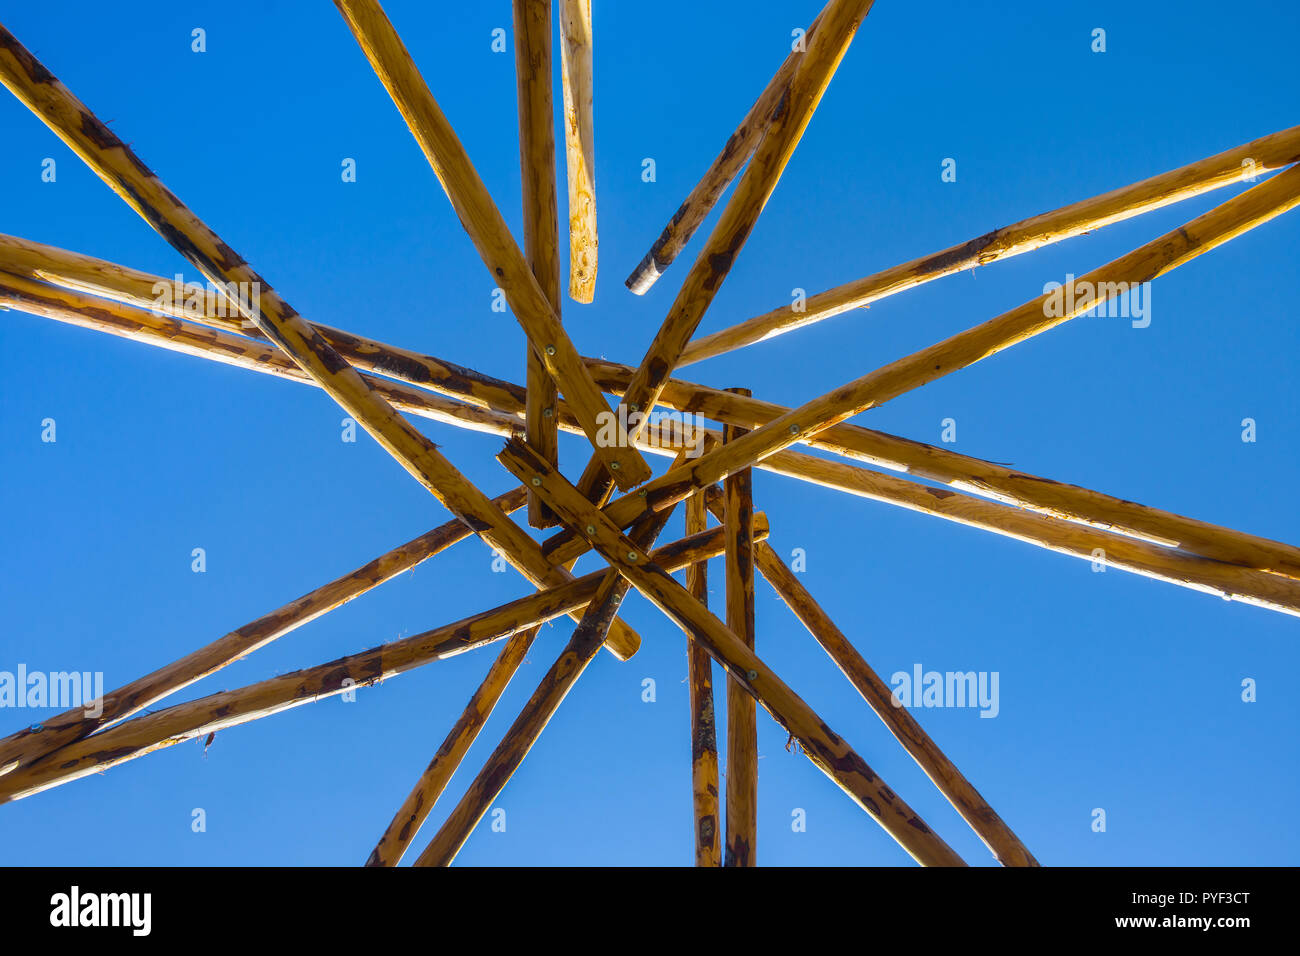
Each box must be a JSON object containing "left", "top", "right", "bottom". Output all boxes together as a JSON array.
[{"left": 1, "top": 0, "right": 1297, "bottom": 866}]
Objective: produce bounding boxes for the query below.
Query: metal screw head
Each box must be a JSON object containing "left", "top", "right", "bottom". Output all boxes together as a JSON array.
[
  {"left": 746, "top": 670, "right": 758, "bottom": 681},
  {"left": 788, "top": 424, "right": 799, "bottom": 435},
  {"left": 29, "top": 723, "right": 43, "bottom": 733},
  {"left": 609, "top": 461, "right": 620, "bottom": 470},
  {"left": 586, "top": 524, "right": 596, "bottom": 535},
  {"left": 626, "top": 551, "right": 638, "bottom": 561},
  {"left": 545, "top": 344, "right": 556, "bottom": 356},
  {"left": 530, "top": 477, "right": 542, "bottom": 487},
  {"left": 542, "top": 407, "right": 554, "bottom": 418}
]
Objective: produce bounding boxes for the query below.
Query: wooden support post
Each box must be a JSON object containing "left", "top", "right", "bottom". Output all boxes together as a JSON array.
[
  {"left": 684, "top": 491, "right": 720, "bottom": 865},
  {"left": 543, "top": 164, "right": 1300, "bottom": 556},
  {"left": 497, "top": 437, "right": 967, "bottom": 866},
  {"left": 558, "top": 0, "right": 597, "bottom": 302},
  {"left": 722, "top": 391, "right": 757, "bottom": 866},
  {"left": 625, "top": 7, "right": 827, "bottom": 294},
  {"left": 0, "top": 512, "right": 760, "bottom": 805},
  {"left": 333, "top": 0, "right": 649, "bottom": 487},
  {"left": 512, "top": 0, "right": 563, "bottom": 527},
  {"left": 414, "top": 485, "right": 685, "bottom": 866},
  {"left": 11, "top": 235, "right": 1300, "bottom": 579},
  {"left": 679, "top": 126, "right": 1300, "bottom": 366},
  {"left": 571, "top": 0, "right": 876, "bottom": 506},
  {"left": 0, "top": 22, "right": 643, "bottom": 659}
]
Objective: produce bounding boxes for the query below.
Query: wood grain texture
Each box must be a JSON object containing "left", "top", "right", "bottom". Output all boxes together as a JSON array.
[
  {"left": 334, "top": 0, "right": 649, "bottom": 487},
  {"left": 558, "top": 0, "right": 597, "bottom": 302},
  {"left": 0, "top": 21, "right": 641, "bottom": 662},
  {"left": 572, "top": 0, "right": 875, "bottom": 506},
  {"left": 0, "top": 512, "right": 760, "bottom": 805},
  {"left": 513, "top": 0, "right": 563, "bottom": 527},
  {"left": 684, "top": 492, "right": 720, "bottom": 865},
  {"left": 625, "top": 7, "right": 826, "bottom": 294},
  {"left": 680, "top": 126, "right": 1300, "bottom": 365},
  {"left": 722, "top": 392, "right": 756, "bottom": 867},
  {"left": 497, "top": 438, "right": 967, "bottom": 866}
]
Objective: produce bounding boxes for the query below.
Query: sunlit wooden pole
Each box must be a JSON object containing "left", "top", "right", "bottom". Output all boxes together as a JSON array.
[
  {"left": 0, "top": 518, "right": 752, "bottom": 805},
  {"left": 0, "top": 22, "right": 642, "bottom": 661},
  {"left": 11, "top": 233, "right": 1300, "bottom": 579},
  {"left": 332, "top": 0, "right": 649, "bottom": 486},
  {"left": 679, "top": 126, "right": 1300, "bottom": 366},
  {"left": 571, "top": 0, "right": 876, "bottom": 506},
  {"left": 624, "top": 6, "right": 827, "bottom": 294},
  {"left": 498, "top": 437, "right": 967, "bottom": 866},
  {"left": 513, "top": 0, "right": 563, "bottom": 527},
  {"left": 542, "top": 164, "right": 1300, "bottom": 558},
  {"left": 558, "top": 0, "right": 597, "bottom": 302}
]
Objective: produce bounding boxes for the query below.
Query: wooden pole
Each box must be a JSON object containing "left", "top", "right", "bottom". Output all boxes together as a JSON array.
[
  {"left": 11, "top": 234, "right": 1300, "bottom": 579},
  {"left": 542, "top": 164, "right": 1300, "bottom": 555},
  {"left": 0, "top": 272, "right": 643, "bottom": 659},
  {"left": 0, "top": 513, "right": 760, "bottom": 805},
  {"left": 0, "top": 22, "right": 644, "bottom": 660},
  {"left": 705, "top": 494, "right": 1038, "bottom": 866},
  {"left": 0, "top": 477, "right": 526, "bottom": 779},
  {"left": 624, "top": 6, "right": 827, "bottom": 294},
  {"left": 14, "top": 281, "right": 1300, "bottom": 616},
  {"left": 571, "top": 0, "right": 876, "bottom": 506},
  {"left": 679, "top": 126, "right": 1300, "bottom": 366},
  {"left": 558, "top": 0, "right": 597, "bottom": 302},
  {"left": 497, "top": 437, "right": 967, "bottom": 866},
  {"left": 722, "top": 391, "right": 757, "bottom": 866},
  {"left": 366, "top": 623, "right": 542, "bottom": 866},
  {"left": 685, "top": 491, "right": 721, "bottom": 865},
  {"left": 414, "top": 486, "right": 685, "bottom": 866},
  {"left": 512, "top": 0, "right": 563, "bottom": 528},
  {"left": 332, "top": 0, "right": 650, "bottom": 487}
]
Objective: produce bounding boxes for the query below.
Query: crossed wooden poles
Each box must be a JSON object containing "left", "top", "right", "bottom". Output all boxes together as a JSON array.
[{"left": 1, "top": 0, "right": 1297, "bottom": 867}]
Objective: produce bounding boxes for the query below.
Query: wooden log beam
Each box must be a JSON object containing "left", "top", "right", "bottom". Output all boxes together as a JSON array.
[
  {"left": 558, "top": 0, "right": 597, "bottom": 302},
  {"left": 704, "top": 497, "right": 1038, "bottom": 867},
  {"left": 497, "top": 437, "right": 967, "bottom": 866},
  {"left": 684, "top": 491, "right": 721, "bottom": 865},
  {"left": 570, "top": 0, "right": 875, "bottom": 506},
  {"left": 513, "top": 0, "right": 563, "bottom": 527},
  {"left": 679, "top": 125, "right": 1300, "bottom": 366},
  {"left": 10, "top": 232, "right": 1300, "bottom": 578},
  {"left": 0, "top": 23, "right": 644, "bottom": 661},
  {"left": 413, "top": 491, "right": 684, "bottom": 866},
  {"left": 366, "top": 623, "right": 542, "bottom": 866},
  {"left": 12, "top": 281, "right": 1300, "bottom": 615},
  {"left": 722, "top": 393, "right": 757, "bottom": 866},
  {"left": 0, "top": 272, "right": 643, "bottom": 659},
  {"left": 624, "top": 6, "right": 826, "bottom": 294},
  {"left": 0, "top": 512, "right": 761, "bottom": 805},
  {"left": 542, "top": 164, "right": 1300, "bottom": 562},
  {"left": 0, "top": 474, "right": 526, "bottom": 779},
  {"left": 332, "top": 0, "right": 649, "bottom": 488}
]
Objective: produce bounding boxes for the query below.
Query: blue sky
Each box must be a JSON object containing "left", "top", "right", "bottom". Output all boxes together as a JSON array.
[{"left": 1, "top": 0, "right": 1297, "bottom": 866}]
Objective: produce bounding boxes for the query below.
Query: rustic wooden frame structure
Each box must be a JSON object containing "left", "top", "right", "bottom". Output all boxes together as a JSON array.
[{"left": 1, "top": 2, "right": 1296, "bottom": 866}]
